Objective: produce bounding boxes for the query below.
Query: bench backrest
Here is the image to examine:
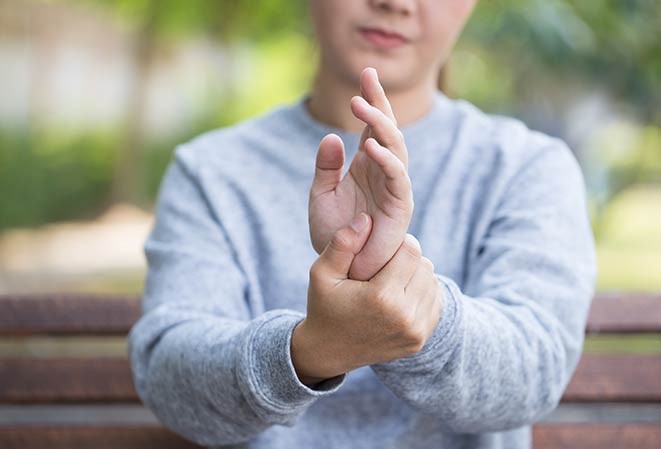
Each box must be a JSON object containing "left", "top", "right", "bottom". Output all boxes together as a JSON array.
[{"left": 1, "top": 293, "right": 660, "bottom": 448}]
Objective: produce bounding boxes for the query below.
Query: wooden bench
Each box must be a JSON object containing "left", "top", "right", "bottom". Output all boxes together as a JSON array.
[{"left": 1, "top": 292, "right": 660, "bottom": 448}]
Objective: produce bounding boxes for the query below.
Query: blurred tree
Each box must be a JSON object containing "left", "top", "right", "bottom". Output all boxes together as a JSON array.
[
  {"left": 465, "top": 0, "right": 660, "bottom": 123},
  {"left": 459, "top": 0, "right": 661, "bottom": 234},
  {"left": 74, "top": 0, "right": 661, "bottom": 209},
  {"left": 3, "top": 0, "right": 659, "bottom": 229},
  {"left": 74, "top": 0, "right": 309, "bottom": 206}
]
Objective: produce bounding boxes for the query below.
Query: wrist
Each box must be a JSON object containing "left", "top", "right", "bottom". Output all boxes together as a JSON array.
[{"left": 290, "top": 319, "right": 344, "bottom": 387}]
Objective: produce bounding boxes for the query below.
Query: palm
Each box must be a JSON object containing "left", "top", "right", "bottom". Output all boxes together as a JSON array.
[{"left": 309, "top": 127, "right": 413, "bottom": 281}]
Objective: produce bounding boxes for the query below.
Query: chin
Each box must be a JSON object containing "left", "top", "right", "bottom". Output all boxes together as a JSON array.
[{"left": 340, "top": 53, "right": 411, "bottom": 90}]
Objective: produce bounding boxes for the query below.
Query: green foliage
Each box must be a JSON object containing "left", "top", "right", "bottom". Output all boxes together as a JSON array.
[
  {"left": 464, "top": 0, "right": 661, "bottom": 121},
  {"left": 231, "top": 33, "right": 317, "bottom": 121},
  {"left": 0, "top": 129, "right": 117, "bottom": 228},
  {"left": 3, "top": 0, "right": 660, "bottom": 235},
  {"left": 73, "top": 0, "right": 310, "bottom": 42}
]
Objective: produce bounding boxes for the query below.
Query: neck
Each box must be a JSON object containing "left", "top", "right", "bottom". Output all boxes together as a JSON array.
[{"left": 306, "top": 66, "right": 438, "bottom": 133}]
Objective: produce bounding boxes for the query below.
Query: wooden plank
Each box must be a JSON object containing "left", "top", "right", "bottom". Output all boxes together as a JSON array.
[
  {"left": 564, "top": 354, "right": 661, "bottom": 402},
  {"left": 586, "top": 293, "right": 661, "bottom": 334},
  {"left": 1, "top": 292, "right": 660, "bottom": 336},
  {"left": 543, "top": 403, "right": 661, "bottom": 424},
  {"left": 1, "top": 354, "right": 660, "bottom": 403},
  {"left": 0, "top": 424, "right": 660, "bottom": 449},
  {"left": 533, "top": 424, "right": 661, "bottom": 449},
  {"left": 0, "top": 404, "right": 159, "bottom": 425},
  {"left": 0, "top": 294, "right": 140, "bottom": 336},
  {"left": 4, "top": 403, "right": 661, "bottom": 426},
  {"left": 0, "top": 426, "right": 202, "bottom": 449},
  {"left": 0, "top": 358, "right": 137, "bottom": 403}
]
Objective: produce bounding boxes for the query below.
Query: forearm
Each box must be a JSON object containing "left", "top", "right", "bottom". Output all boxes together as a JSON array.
[{"left": 128, "top": 304, "right": 346, "bottom": 446}]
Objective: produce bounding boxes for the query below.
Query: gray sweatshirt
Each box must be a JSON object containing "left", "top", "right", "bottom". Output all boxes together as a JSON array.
[{"left": 127, "top": 90, "right": 597, "bottom": 449}]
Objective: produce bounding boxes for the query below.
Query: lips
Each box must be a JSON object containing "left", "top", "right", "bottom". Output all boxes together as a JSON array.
[{"left": 358, "top": 27, "right": 409, "bottom": 50}]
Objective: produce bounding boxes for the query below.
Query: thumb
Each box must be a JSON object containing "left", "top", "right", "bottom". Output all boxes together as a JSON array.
[
  {"left": 310, "top": 134, "right": 345, "bottom": 199},
  {"left": 317, "top": 213, "right": 372, "bottom": 280}
]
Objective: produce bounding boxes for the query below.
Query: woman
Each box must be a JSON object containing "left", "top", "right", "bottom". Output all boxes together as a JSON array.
[{"left": 128, "top": 1, "right": 597, "bottom": 448}]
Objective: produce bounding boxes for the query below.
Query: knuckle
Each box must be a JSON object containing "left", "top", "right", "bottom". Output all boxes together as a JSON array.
[
  {"left": 309, "top": 261, "right": 324, "bottom": 283},
  {"left": 393, "top": 157, "right": 407, "bottom": 177},
  {"left": 421, "top": 257, "right": 435, "bottom": 273},
  {"left": 402, "top": 324, "right": 425, "bottom": 353},
  {"left": 381, "top": 195, "right": 407, "bottom": 213},
  {"left": 370, "top": 285, "right": 392, "bottom": 304},
  {"left": 403, "top": 235, "right": 422, "bottom": 259},
  {"left": 392, "top": 307, "right": 415, "bottom": 332},
  {"left": 387, "top": 127, "right": 403, "bottom": 148},
  {"left": 329, "top": 228, "right": 352, "bottom": 251}
]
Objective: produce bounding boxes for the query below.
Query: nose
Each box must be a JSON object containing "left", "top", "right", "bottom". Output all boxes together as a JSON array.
[{"left": 369, "top": 0, "right": 416, "bottom": 16}]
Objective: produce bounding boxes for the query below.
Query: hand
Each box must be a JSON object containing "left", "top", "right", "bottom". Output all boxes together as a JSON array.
[
  {"left": 308, "top": 67, "right": 414, "bottom": 281},
  {"left": 291, "top": 213, "right": 444, "bottom": 385}
]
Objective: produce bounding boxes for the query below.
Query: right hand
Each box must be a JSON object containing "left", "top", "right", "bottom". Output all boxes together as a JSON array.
[{"left": 291, "top": 213, "right": 444, "bottom": 385}]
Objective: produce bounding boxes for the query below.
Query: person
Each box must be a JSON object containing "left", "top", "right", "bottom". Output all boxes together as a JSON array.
[{"left": 127, "top": 0, "right": 598, "bottom": 448}]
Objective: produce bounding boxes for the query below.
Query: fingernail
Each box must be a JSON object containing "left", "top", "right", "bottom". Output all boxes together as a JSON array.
[{"left": 350, "top": 213, "right": 368, "bottom": 232}]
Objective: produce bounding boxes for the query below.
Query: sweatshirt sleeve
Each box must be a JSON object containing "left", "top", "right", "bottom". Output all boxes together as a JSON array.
[
  {"left": 127, "top": 145, "right": 346, "bottom": 447},
  {"left": 369, "top": 142, "right": 598, "bottom": 433}
]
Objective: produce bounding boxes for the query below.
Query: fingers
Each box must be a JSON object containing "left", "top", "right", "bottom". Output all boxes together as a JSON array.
[
  {"left": 351, "top": 95, "right": 407, "bottom": 166},
  {"left": 352, "top": 67, "right": 408, "bottom": 168},
  {"left": 310, "top": 134, "right": 345, "bottom": 199},
  {"left": 371, "top": 233, "right": 422, "bottom": 288},
  {"left": 314, "top": 213, "right": 373, "bottom": 281},
  {"left": 364, "top": 137, "right": 412, "bottom": 202},
  {"left": 360, "top": 67, "right": 397, "bottom": 126}
]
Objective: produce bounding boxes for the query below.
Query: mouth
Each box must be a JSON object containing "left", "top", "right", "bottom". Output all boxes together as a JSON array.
[{"left": 358, "top": 26, "right": 409, "bottom": 50}]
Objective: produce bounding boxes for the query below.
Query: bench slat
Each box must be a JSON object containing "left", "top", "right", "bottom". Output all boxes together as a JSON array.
[
  {"left": 2, "top": 292, "right": 660, "bottom": 336},
  {"left": 533, "top": 424, "right": 661, "bottom": 449},
  {"left": 1, "top": 424, "right": 660, "bottom": 449},
  {"left": 0, "top": 295, "right": 140, "bottom": 336},
  {"left": 2, "top": 354, "right": 660, "bottom": 403},
  {"left": 564, "top": 355, "right": 661, "bottom": 402},
  {"left": 0, "top": 358, "right": 136, "bottom": 403},
  {"left": 0, "top": 426, "right": 202, "bottom": 449},
  {"left": 586, "top": 293, "right": 661, "bottom": 333}
]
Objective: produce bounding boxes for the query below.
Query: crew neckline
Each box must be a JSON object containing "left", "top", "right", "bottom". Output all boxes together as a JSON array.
[{"left": 290, "top": 90, "right": 453, "bottom": 143}]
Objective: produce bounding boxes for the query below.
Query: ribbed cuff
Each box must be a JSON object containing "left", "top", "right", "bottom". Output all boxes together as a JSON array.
[{"left": 237, "top": 309, "right": 346, "bottom": 422}]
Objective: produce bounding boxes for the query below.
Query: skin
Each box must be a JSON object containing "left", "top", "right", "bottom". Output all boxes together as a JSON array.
[{"left": 296, "top": 0, "right": 477, "bottom": 386}]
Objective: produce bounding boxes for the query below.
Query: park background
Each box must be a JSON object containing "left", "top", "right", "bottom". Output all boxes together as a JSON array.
[{"left": 0, "top": 0, "right": 659, "bottom": 304}]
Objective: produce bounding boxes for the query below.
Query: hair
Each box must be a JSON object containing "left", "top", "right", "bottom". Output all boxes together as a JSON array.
[{"left": 437, "top": 64, "right": 447, "bottom": 93}]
